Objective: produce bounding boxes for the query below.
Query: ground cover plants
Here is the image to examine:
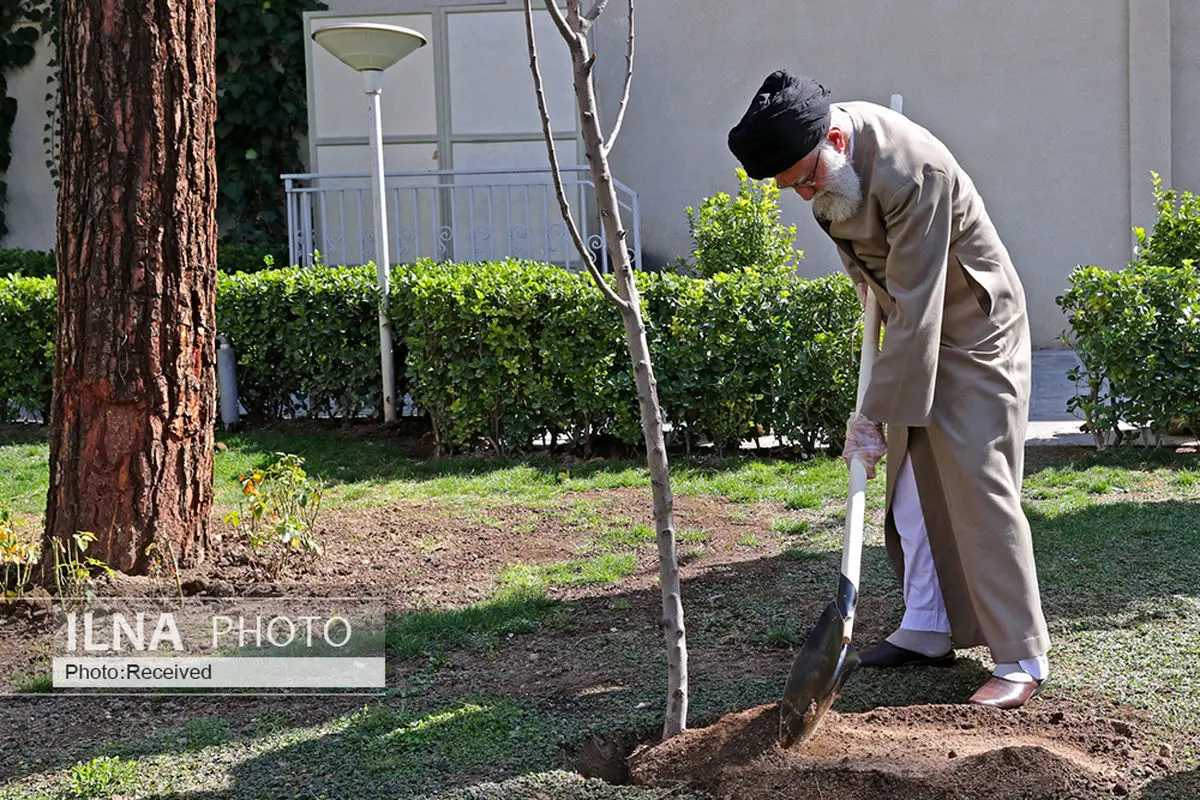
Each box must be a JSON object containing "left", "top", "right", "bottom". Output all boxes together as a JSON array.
[{"left": 0, "top": 423, "right": 1197, "bottom": 798}]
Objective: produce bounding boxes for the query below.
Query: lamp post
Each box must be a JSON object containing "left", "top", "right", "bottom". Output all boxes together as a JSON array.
[{"left": 312, "top": 23, "right": 427, "bottom": 423}]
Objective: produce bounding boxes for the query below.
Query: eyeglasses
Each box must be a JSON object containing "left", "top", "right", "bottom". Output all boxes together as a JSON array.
[{"left": 781, "top": 152, "right": 822, "bottom": 192}]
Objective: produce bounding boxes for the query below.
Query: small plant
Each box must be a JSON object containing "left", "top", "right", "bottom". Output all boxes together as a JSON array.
[
  {"left": 763, "top": 625, "right": 799, "bottom": 648},
  {"left": 770, "top": 516, "right": 810, "bottom": 534},
  {"left": 1134, "top": 172, "right": 1200, "bottom": 269},
  {"left": 145, "top": 539, "right": 184, "bottom": 605},
  {"left": 53, "top": 531, "right": 113, "bottom": 605},
  {"left": 736, "top": 533, "right": 759, "bottom": 548},
  {"left": 679, "top": 168, "right": 803, "bottom": 277},
  {"left": 0, "top": 503, "right": 41, "bottom": 601},
  {"left": 224, "top": 453, "right": 324, "bottom": 579},
  {"left": 677, "top": 526, "right": 710, "bottom": 544},
  {"left": 64, "top": 755, "right": 138, "bottom": 799}
]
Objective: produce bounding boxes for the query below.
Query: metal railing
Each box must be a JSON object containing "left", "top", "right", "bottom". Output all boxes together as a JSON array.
[{"left": 282, "top": 166, "right": 642, "bottom": 271}]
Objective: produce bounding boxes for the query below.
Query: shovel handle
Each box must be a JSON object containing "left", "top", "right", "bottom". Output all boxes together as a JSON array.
[{"left": 838, "top": 294, "right": 881, "bottom": 640}]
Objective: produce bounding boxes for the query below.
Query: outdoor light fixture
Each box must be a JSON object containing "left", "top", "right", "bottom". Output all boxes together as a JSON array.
[{"left": 312, "top": 22, "right": 428, "bottom": 423}]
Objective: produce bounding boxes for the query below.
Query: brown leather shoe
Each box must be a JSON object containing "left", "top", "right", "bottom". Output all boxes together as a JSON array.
[
  {"left": 858, "top": 640, "right": 956, "bottom": 668},
  {"left": 968, "top": 675, "right": 1044, "bottom": 709}
]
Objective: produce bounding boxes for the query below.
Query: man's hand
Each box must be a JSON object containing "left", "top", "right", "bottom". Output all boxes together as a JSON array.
[{"left": 843, "top": 413, "right": 886, "bottom": 479}]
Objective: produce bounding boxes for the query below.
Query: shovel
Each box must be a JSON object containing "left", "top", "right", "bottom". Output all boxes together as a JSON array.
[{"left": 779, "top": 293, "right": 881, "bottom": 748}]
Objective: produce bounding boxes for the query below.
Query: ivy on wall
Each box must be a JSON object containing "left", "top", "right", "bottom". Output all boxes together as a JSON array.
[
  {"left": 0, "top": 0, "right": 52, "bottom": 239},
  {"left": 2, "top": 0, "right": 323, "bottom": 246},
  {"left": 215, "top": 0, "right": 327, "bottom": 244}
]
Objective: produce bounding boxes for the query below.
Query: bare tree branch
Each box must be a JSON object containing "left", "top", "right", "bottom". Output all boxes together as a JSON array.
[
  {"left": 602, "top": 0, "right": 634, "bottom": 156},
  {"left": 542, "top": 0, "right": 575, "bottom": 44},
  {"left": 582, "top": 0, "right": 611, "bottom": 23},
  {"left": 525, "top": 0, "right": 629, "bottom": 311},
  {"left": 528, "top": 0, "right": 688, "bottom": 740}
]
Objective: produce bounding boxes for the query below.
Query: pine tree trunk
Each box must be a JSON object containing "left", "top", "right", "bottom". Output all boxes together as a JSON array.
[{"left": 45, "top": 0, "right": 218, "bottom": 574}]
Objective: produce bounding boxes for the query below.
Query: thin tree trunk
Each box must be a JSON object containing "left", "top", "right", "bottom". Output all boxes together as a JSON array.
[
  {"left": 525, "top": 0, "right": 688, "bottom": 739},
  {"left": 46, "top": 0, "right": 218, "bottom": 574}
]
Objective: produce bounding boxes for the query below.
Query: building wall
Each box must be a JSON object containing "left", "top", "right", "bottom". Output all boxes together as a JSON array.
[
  {"left": 1172, "top": 0, "right": 1200, "bottom": 195},
  {"left": 593, "top": 0, "right": 1161, "bottom": 346},
  {"left": 4, "top": 38, "right": 57, "bottom": 252},
  {"left": 3, "top": 0, "right": 1195, "bottom": 347}
]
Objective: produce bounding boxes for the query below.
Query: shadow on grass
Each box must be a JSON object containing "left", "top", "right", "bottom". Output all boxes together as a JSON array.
[
  {"left": 1032, "top": 500, "right": 1200, "bottom": 622},
  {"left": 3, "top": 443, "right": 1198, "bottom": 796}
]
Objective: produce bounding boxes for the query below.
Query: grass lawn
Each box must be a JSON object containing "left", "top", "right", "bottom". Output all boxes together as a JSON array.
[{"left": 0, "top": 424, "right": 1198, "bottom": 798}]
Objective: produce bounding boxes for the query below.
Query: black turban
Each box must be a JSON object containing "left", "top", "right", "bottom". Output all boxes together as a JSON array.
[{"left": 727, "top": 71, "right": 832, "bottom": 180}]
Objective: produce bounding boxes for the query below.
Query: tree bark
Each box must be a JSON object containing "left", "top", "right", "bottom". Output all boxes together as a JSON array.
[
  {"left": 525, "top": 0, "right": 688, "bottom": 739},
  {"left": 45, "top": 0, "right": 218, "bottom": 574}
]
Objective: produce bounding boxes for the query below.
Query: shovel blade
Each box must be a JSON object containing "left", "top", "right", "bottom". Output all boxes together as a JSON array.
[{"left": 779, "top": 601, "right": 860, "bottom": 748}]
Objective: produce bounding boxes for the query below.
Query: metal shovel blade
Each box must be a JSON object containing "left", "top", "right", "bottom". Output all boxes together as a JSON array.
[{"left": 779, "top": 601, "right": 860, "bottom": 748}]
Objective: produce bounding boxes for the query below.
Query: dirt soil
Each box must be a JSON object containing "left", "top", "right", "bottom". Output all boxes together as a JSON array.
[
  {"left": 630, "top": 702, "right": 1171, "bottom": 799},
  {"left": 0, "top": 445, "right": 1196, "bottom": 797}
]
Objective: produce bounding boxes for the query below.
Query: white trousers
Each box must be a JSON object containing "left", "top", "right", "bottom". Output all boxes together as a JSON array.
[
  {"left": 893, "top": 454, "right": 1049, "bottom": 679},
  {"left": 893, "top": 454, "right": 952, "bottom": 634}
]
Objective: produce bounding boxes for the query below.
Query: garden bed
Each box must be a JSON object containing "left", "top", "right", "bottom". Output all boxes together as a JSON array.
[{"left": 0, "top": 425, "right": 1197, "bottom": 798}]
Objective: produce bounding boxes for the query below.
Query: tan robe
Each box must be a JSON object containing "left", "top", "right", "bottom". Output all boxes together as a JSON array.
[{"left": 820, "top": 101, "right": 1050, "bottom": 662}]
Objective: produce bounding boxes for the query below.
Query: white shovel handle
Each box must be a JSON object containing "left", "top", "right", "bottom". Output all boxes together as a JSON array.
[{"left": 839, "top": 293, "right": 881, "bottom": 641}]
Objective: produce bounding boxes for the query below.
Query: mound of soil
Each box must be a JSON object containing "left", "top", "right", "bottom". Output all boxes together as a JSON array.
[{"left": 629, "top": 702, "right": 1170, "bottom": 799}]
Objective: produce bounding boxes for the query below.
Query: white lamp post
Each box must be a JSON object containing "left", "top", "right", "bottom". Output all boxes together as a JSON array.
[{"left": 312, "top": 23, "right": 427, "bottom": 423}]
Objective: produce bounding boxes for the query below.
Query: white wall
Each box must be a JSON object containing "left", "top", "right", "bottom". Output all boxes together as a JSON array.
[
  {"left": 1172, "top": 0, "right": 1200, "bottom": 195},
  {"left": 593, "top": 0, "right": 1147, "bottom": 346},
  {"left": 4, "top": 0, "right": 1197, "bottom": 347},
  {"left": 4, "top": 38, "right": 57, "bottom": 252}
]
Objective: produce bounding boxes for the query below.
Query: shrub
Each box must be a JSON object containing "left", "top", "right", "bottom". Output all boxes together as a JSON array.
[
  {"left": 405, "top": 259, "right": 630, "bottom": 452},
  {"left": 217, "top": 265, "right": 404, "bottom": 421},
  {"left": 0, "top": 244, "right": 291, "bottom": 279},
  {"left": 1059, "top": 176, "right": 1200, "bottom": 446},
  {"left": 0, "top": 261, "right": 861, "bottom": 455},
  {"left": 773, "top": 273, "right": 863, "bottom": 454},
  {"left": 0, "top": 248, "right": 55, "bottom": 278},
  {"left": 648, "top": 269, "right": 787, "bottom": 452},
  {"left": 224, "top": 453, "right": 324, "bottom": 579},
  {"left": 1058, "top": 263, "right": 1200, "bottom": 445},
  {"left": 216, "top": 242, "right": 291, "bottom": 273},
  {"left": 0, "top": 274, "right": 55, "bottom": 422},
  {"left": 1135, "top": 173, "right": 1200, "bottom": 269},
  {"left": 679, "top": 168, "right": 803, "bottom": 277}
]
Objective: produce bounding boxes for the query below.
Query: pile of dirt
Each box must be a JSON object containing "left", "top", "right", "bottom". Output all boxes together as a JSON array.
[{"left": 629, "top": 702, "right": 1172, "bottom": 799}]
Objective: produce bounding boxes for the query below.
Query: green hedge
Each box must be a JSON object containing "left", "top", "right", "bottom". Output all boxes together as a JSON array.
[
  {"left": 0, "top": 249, "right": 56, "bottom": 279},
  {"left": 0, "top": 275, "right": 56, "bottom": 422},
  {"left": 1, "top": 261, "right": 861, "bottom": 454},
  {"left": 1058, "top": 263, "right": 1200, "bottom": 442},
  {"left": 0, "top": 244, "right": 288, "bottom": 279},
  {"left": 404, "top": 260, "right": 859, "bottom": 454},
  {"left": 217, "top": 265, "right": 403, "bottom": 421}
]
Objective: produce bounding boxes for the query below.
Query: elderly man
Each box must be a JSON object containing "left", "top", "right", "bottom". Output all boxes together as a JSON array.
[{"left": 727, "top": 71, "right": 1050, "bottom": 709}]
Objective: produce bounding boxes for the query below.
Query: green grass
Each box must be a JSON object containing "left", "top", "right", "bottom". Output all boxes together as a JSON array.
[
  {"left": 4, "top": 428, "right": 1200, "bottom": 797},
  {"left": 63, "top": 756, "right": 139, "bottom": 799},
  {"left": 0, "top": 427, "right": 49, "bottom": 516},
  {"left": 387, "top": 588, "right": 560, "bottom": 660},
  {"left": 498, "top": 553, "right": 637, "bottom": 593},
  {"left": 0, "top": 425, "right": 873, "bottom": 517},
  {"left": 769, "top": 516, "right": 809, "bottom": 534}
]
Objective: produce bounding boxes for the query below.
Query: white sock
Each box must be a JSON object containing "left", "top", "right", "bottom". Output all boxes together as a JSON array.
[
  {"left": 886, "top": 628, "right": 952, "bottom": 657},
  {"left": 993, "top": 655, "right": 1049, "bottom": 683}
]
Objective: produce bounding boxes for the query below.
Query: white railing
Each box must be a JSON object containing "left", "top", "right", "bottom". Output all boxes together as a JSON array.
[{"left": 282, "top": 166, "right": 642, "bottom": 271}]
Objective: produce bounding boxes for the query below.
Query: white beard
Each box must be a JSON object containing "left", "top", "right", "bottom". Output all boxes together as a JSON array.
[{"left": 811, "top": 145, "right": 863, "bottom": 224}]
